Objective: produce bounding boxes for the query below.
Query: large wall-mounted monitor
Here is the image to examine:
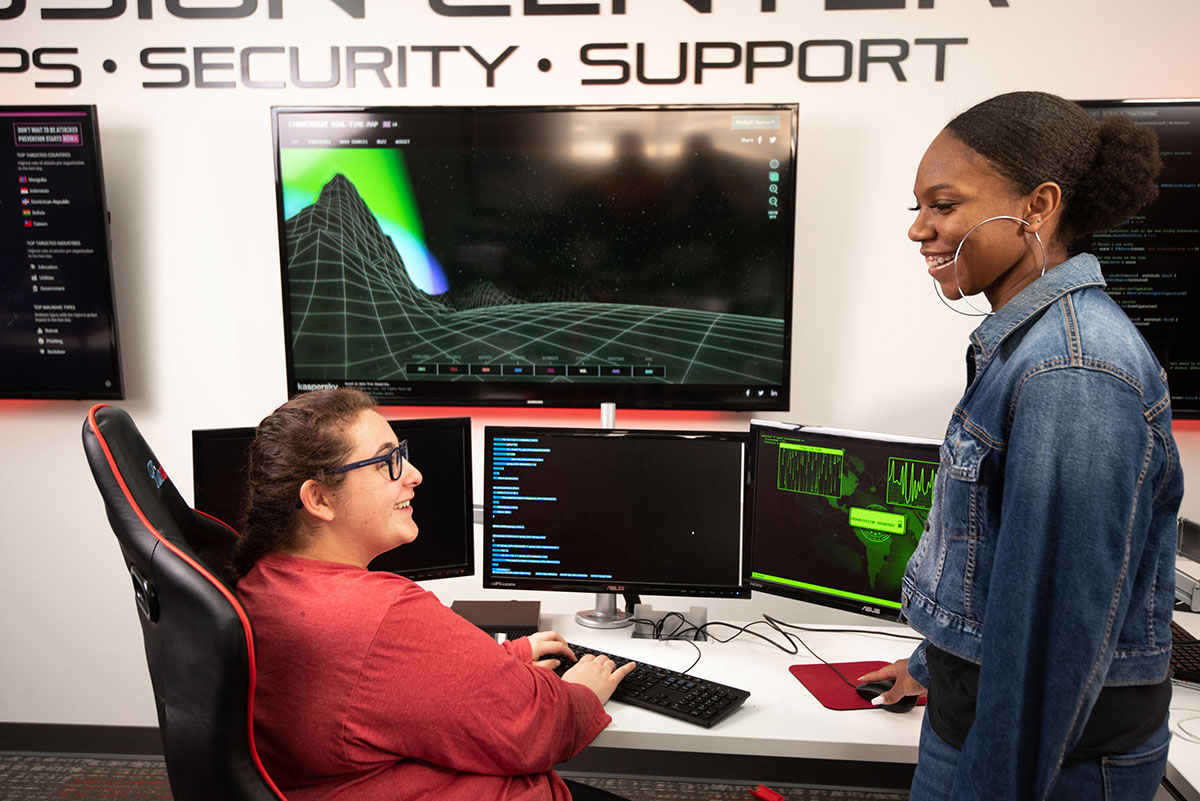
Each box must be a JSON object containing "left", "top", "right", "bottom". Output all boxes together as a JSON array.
[
  {"left": 745, "top": 420, "right": 942, "bottom": 621},
  {"left": 483, "top": 426, "right": 749, "bottom": 625},
  {"left": 271, "top": 104, "right": 797, "bottom": 410},
  {"left": 0, "top": 105, "right": 122, "bottom": 399},
  {"left": 193, "top": 417, "right": 474, "bottom": 582},
  {"left": 1075, "top": 99, "right": 1199, "bottom": 418}
]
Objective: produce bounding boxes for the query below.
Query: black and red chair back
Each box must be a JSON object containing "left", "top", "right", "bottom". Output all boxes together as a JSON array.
[{"left": 82, "top": 403, "right": 287, "bottom": 801}]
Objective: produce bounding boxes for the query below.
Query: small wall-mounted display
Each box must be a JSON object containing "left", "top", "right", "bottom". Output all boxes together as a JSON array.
[{"left": 0, "top": 105, "right": 123, "bottom": 400}]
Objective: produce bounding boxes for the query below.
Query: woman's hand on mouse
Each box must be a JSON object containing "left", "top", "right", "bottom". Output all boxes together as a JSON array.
[
  {"left": 526, "top": 631, "right": 575, "bottom": 669},
  {"left": 857, "top": 658, "right": 926, "bottom": 706},
  {"left": 562, "top": 654, "right": 638, "bottom": 704}
]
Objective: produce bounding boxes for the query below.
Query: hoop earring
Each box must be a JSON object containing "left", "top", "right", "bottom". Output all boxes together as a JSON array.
[{"left": 934, "top": 215, "right": 1047, "bottom": 317}]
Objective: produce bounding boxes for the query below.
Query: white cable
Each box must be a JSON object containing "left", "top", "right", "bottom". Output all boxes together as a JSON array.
[{"left": 1170, "top": 706, "right": 1200, "bottom": 745}]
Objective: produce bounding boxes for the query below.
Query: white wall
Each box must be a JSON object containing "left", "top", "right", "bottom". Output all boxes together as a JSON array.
[{"left": 2, "top": 0, "right": 1198, "bottom": 727}]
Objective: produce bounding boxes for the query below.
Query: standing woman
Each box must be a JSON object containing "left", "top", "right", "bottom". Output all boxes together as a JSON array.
[
  {"left": 233, "top": 388, "right": 634, "bottom": 801},
  {"left": 860, "top": 92, "right": 1184, "bottom": 800}
]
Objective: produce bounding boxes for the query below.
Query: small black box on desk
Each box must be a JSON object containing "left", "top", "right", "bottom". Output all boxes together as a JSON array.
[{"left": 452, "top": 600, "right": 541, "bottom": 640}]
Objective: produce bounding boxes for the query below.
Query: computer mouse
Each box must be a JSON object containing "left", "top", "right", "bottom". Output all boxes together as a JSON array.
[{"left": 854, "top": 679, "right": 919, "bottom": 713}]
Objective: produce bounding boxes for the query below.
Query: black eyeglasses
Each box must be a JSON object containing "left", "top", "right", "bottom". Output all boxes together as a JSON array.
[
  {"left": 325, "top": 440, "right": 409, "bottom": 481},
  {"left": 296, "top": 441, "right": 409, "bottom": 509}
]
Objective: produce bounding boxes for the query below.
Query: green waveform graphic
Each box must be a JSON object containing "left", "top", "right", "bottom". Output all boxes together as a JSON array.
[
  {"left": 777, "top": 443, "right": 843, "bottom": 498},
  {"left": 885, "top": 457, "right": 938, "bottom": 510}
]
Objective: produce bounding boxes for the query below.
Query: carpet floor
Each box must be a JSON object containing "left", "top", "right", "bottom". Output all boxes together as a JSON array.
[{"left": 0, "top": 754, "right": 909, "bottom": 801}]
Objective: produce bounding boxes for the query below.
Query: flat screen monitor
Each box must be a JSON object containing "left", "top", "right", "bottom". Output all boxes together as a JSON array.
[
  {"left": 745, "top": 420, "right": 942, "bottom": 621},
  {"left": 272, "top": 104, "right": 797, "bottom": 410},
  {"left": 1075, "top": 99, "right": 1199, "bottom": 418},
  {"left": 0, "top": 105, "right": 122, "bottom": 399},
  {"left": 192, "top": 417, "right": 474, "bottom": 581},
  {"left": 483, "top": 425, "right": 749, "bottom": 626}
]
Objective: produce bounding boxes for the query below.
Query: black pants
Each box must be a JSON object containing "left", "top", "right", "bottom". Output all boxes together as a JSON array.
[{"left": 563, "top": 778, "right": 631, "bottom": 801}]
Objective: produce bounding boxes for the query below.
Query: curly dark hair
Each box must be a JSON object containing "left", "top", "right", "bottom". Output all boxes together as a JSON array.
[
  {"left": 945, "top": 91, "right": 1162, "bottom": 246},
  {"left": 231, "top": 388, "right": 377, "bottom": 579}
]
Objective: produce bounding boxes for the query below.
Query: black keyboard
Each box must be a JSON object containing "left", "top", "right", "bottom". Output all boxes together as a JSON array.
[
  {"left": 1171, "top": 619, "right": 1197, "bottom": 645},
  {"left": 1172, "top": 620, "right": 1200, "bottom": 682},
  {"left": 555, "top": 642, "right": 750, "bottom": 727}
]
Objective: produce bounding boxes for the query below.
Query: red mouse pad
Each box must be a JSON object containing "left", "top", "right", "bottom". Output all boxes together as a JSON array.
[{"left": 789, "top": 661, "right": 927, "bottom": 711}]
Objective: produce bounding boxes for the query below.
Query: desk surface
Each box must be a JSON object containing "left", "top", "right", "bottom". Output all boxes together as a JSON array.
[
  {"left": 542, "top": 609, "right": 1200, "bottom": 799},
  {"left": 546, "top": 611, "right": 923, "bottom": 764},
  {"left": 1168, "top": 612, "right": 1200, "bottom": 801}
]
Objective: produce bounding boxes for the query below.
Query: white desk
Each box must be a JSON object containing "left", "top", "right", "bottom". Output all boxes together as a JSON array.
[
  {"left": 546, "top": 611, "right": 922, "bottom": 789},
  {"left": 1168, "top": 612, "right": 1200, "bottom": 801},
  {"left": 542, "top": 610, "right": 1200, "bottom": 798}
]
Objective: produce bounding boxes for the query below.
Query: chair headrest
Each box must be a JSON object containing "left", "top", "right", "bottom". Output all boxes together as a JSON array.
[{"left": 82, "top": 403, "right": 238, "bottom": 589}]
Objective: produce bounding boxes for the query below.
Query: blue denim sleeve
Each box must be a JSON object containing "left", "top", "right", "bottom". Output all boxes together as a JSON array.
[
  {"left": 947, "top": 367, "right": 1151, "bottom": 801},
  {"left": 908, "top": 639, "right": 930, "bottom": 688}
]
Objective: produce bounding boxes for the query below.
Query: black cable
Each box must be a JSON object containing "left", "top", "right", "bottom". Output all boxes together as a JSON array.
[
  {"left": 627, "top": 614, "right": 802, "bottom": 675},
  {"left": 624, "top": 611, "right": 921, "bottom": 686},
  {"left": 622, "top": 593, "right": 641, "bottom": 616},
  {"left": 765, "top": 614, "right": 924, "bottom": 642},
  {"left": 628, "top": 614, "right": 704, "bottom": 672},
  {"left": 762, "top": 613, "right": 922, "bottom": 688}
]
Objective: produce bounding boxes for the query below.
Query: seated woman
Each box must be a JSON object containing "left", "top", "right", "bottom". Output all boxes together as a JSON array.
[{"left": 233, "top": 388, "right": 634, "bottom": 801}]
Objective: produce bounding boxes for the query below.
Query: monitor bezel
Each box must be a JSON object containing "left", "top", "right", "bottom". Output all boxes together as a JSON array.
[
  {"left": 482, "top": 424, "right": 752, "bottom": 599},
  {"left": 1074, "top": 97, "right": 1200, "bottom": 420},
  {"left": 743, "top": 419, "right": 942, "bottom": 621},
  {"left": 270, "top": 103, "right": 797, "bottom": 411},
  {"left": 191, "top": 415, "right": 475, "bottom": 582},
  {"left": 0, "top": 104, "right": 123, "bottom": 400}
]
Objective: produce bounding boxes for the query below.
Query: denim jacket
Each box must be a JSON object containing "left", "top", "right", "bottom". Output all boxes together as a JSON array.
[{"left": 901, "top": 253, "right": 1183, "bottom": 800}]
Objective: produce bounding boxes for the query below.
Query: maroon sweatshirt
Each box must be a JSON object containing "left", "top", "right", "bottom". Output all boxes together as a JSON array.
[{"left": 238, "top": 551, "right": 610, "bottom": 801}]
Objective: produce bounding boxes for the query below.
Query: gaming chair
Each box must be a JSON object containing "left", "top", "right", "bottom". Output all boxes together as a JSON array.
[{"left": 82, "top": 403, "right": 287, "bottom": 801}]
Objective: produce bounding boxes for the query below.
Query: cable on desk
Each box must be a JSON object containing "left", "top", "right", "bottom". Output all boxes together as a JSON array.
[
  {"left": 1170, "top": 706, "right": 1200, "bottom": 745},
  {"left": 627, "top": 613, "right": 705, "bottom": 673},
  {"left": 626, "top": 613, "right": 801, "bottom": 674},
  {"left": 764, "top": 614, "right": 925, "bottom": 643},
  {"left": 625, "top": 611, "right": 922, "bottom": 687},
  {"left": 759, "top": 615, "right": 866, "bottom": 689}
]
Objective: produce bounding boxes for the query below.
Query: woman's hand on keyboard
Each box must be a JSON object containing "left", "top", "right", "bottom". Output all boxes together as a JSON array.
[
  {"left": 562, "top": 653, "right": 638, "bottom": 704},
  {"left": 527, "top": 631, "right": 576, "bottom": 670}
]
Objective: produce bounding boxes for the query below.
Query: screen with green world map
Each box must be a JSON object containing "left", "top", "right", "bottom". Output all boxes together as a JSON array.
[{"left": 746, "top": 422, "right": 942, "bottom": 620}]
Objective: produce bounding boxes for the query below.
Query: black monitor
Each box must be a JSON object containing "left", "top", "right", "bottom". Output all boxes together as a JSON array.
[
  {"left": 745, "top": 420, "right": 942, "bottom": 621},
  {"left": 192, "top": 417, "right": 474, "bottom": 581},
  {"left": 271, "top": 104, "right": 796, "bottom": 410},
  {"left": 1075, "top": 99, "right": 1199, "bottom": 419},
  {"left": 0, "top": 105, "right": 122, "bottom": 399},
  {"left": 483, "top": 425, "right": 749, "bottom": 627}
]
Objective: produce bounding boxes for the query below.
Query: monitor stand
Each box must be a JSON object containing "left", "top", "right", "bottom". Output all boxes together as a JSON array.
[
  {"left": 577, "top": 403, "right": 630, "bottom": 629},
  {"left": 576, "top": 592, "right": 633, "bottom": 629}
]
